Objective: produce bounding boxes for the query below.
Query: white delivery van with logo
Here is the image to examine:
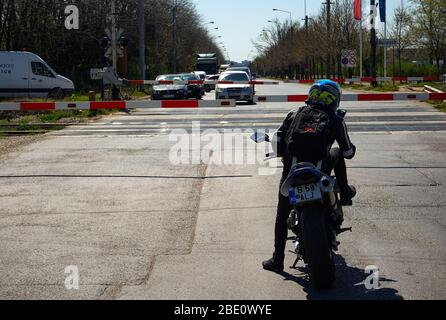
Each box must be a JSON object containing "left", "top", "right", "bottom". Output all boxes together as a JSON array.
[{"left": 0, "top": 51, "right": 74, "bottom": 99}]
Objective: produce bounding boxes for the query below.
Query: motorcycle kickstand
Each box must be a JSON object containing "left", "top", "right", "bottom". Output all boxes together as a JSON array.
[{"left": 288, "top": 250, "right": 301, "bottom": 269}]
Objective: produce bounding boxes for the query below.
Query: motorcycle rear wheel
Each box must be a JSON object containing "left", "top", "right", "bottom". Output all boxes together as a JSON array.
[{"left": 301, "top": 204, "right": 335, "bottom": 288}]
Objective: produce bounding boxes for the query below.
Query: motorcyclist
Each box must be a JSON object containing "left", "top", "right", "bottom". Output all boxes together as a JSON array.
[{"left": 263, "top": 79, "right": 357, "bottom": 273}]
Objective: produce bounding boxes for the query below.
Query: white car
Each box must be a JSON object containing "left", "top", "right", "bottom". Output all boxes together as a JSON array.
[
  {"left": 204, "top": 74, "right": 219, "bottom": 92},
  {"left": 0, "top": 51, "right": 74, "bottom": 99},
  {"left": 215, "top": 71, "right": 254, "bottom": 104},
  {"left": 226, "top": 66, "right": 252, "bottom": 80}
]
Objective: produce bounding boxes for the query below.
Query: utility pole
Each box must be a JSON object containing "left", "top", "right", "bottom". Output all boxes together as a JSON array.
[
  {"left": 111, "top": 0, "right": 117, "bottom": 70},
  {"left": 303, "top": 0, "right": 309, "bottom": 79},
  {"left": 355, "top": 0, "right": 363, "bottom": 79},
  {"left": 323, "top": 1, "right": 334, "bottom": 78},
  {"left": 138, "top": 0, "right": 146, "bottom": 89},
  {"left": 383, "top": 17, "right": 387, "bottom": 78},
  {"left": 370, "top": 0, "right": 377, "bottom": 84},
  {"left": 303, "top": 0, "right": 309, "bottom": 31},
  {"left": 172, "top": 1, "right": 177, "bottom": 73}
]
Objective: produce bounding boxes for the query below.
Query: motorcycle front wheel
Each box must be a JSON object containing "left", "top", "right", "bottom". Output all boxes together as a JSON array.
[{"left": 301, "top": 204, "right": 335, "bottom": 288}]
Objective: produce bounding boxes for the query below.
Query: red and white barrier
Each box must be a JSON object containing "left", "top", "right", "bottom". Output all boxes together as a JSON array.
[
  {"left": 126, "top": 80, "right": 279, "bottom": 86},
  {"left": 286, "top": 76, "right": 440, "bottom": 84},
  {"left": 255, "top": 93, "right": 446, "bottom": 103},
  {"left": 1, "top": 92, "right": 444, "bottom": 112},
  {"left": 0, "top": 99, "right": 236, "bottom": 111}
]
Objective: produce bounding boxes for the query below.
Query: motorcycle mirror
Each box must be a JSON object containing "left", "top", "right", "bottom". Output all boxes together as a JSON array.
[
  {"left": 337, "top": 109, "right": 348, "bottom": 119},
  {"left": 251, "top": 132, "right": 270, "bottom": 143}
]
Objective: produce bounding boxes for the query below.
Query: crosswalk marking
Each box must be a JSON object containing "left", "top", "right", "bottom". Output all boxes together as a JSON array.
[{"left": 47, "top": 101, "right": 446, "bottom": 136}]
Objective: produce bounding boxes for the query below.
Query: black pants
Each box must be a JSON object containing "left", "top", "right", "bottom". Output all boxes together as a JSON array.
[{"left": 273, "top": 147, "right": 348, "bottom": 260}]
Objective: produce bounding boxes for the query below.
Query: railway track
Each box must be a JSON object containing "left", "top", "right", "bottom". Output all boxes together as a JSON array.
[{"left": 0, "top": 123, "right": 80, "bottom": 136}]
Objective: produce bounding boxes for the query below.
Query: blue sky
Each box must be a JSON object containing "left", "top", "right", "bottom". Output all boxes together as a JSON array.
[{"left": 193, "top": 0, "right": 409, "bottom": 62}]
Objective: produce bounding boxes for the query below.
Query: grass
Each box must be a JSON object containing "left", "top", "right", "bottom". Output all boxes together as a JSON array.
[
  {"left": 422, "top": 83, "right": 446, "bottom": 112},
  {"left": 341, "top": 82, "right": 400, "bottom": 92},
  {"left": 429, "top": 101, "right": 446, "bottom": 112},
  {"left": 0, "top": 109, "right": 116, "bottom": 135},
  {"left": 429, "top": 83, "right": 446, "bottom": 92}
]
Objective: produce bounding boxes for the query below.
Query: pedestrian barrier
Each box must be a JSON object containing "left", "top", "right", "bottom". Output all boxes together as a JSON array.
[{"left": 286, "top": 76, "right": 440, "bottom": 84}]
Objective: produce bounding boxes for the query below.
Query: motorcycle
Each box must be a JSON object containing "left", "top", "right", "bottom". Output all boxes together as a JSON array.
[{"left": 251, "top": 110, "right": 353, "bottom": 288}]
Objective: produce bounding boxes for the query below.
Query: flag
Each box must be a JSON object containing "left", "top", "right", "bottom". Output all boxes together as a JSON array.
[
  {"left": 379, "top": 0, "right": 386, "bottom": 22},
  {"left": 354, "top": 0, "right": 362, "bottom": 21}
]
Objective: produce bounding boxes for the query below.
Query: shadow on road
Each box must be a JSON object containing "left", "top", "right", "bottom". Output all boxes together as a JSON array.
[{"left": 280, "top": 255, "right": 404, "bottom": 300}]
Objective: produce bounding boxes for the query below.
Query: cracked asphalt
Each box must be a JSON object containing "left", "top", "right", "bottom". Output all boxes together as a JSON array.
[{"left": 0, "top": 82, "right": 445, "bottom": 300}]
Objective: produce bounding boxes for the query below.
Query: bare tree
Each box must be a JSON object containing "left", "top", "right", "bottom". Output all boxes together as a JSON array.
[
  {"left": 389, "top": 3, "right": 413, "bottom": 75},
  {"left": 0, "top": 0, "right": 224, "bottom": 88}
]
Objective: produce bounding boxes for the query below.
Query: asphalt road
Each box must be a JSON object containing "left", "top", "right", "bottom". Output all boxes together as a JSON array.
[{"left": 0, "top": 81, "right": 445, "bottom": 300}]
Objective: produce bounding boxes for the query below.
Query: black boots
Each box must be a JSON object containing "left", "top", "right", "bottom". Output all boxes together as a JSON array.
[
  {"left": 262, "top": 254, "right": 284, "bottom": 273},
  {"left": 340, "top": 185, "right": 357, "bottom": 206}
]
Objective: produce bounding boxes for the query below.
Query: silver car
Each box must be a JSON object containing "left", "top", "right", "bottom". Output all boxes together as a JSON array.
[
  {"left": 152, "top": 74, "right": 188, "bottom": 100},
  {"left": 215, "top": 71, "right": 254, "bottom": 104}
]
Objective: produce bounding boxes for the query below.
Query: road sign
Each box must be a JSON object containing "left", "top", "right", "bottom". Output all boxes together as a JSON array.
[
  {"left": 105, "top": 47, "right": 124, "bottom": 59},
  {"left": 104, "top": 28, "right": 124, "bottom": 40},
  {"left": 90, "top": 68, "right": 103, "bottom": 80},
  {"left": 378, "top": 38, "right": 397, "bottom": 47},
  {"left": 341, "top": 50, "right": 357, "bottom": 68}
]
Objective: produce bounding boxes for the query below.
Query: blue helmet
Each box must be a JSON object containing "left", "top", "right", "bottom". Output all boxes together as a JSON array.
[{"left": 307, "top": 79, "right": 342, "bottom": 111}]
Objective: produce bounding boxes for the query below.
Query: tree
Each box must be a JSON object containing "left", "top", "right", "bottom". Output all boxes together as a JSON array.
[
  {"left": 410, "top": 0, "right": 446, "bottom": 72},
  {"left": 0, "top": 0, "right": 224, "bottom": 90},
  {"left": 389, "top": 4, "right": 412, "bottom": 76}
]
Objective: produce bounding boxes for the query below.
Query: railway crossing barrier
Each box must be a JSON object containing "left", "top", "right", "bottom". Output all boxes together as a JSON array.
[{"left": 1, "top": 93, "right": 446, "bottom": 112}]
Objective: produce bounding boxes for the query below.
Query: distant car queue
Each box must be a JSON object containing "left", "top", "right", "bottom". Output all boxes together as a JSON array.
[{"left": 152, "top": 67, "right": 256, "bottom": 102}]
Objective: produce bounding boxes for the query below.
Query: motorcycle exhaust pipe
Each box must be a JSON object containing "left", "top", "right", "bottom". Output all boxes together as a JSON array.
[{"left": 320, "top": 176, "right": 335, "bottom": 193}]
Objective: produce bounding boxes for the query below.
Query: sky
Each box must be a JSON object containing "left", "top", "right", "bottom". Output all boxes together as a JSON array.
[{"left": 193, "top": 0, "right": 409, "bottom": 62}]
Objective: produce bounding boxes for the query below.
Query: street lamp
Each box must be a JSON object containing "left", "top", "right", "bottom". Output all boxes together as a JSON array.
[
  {"left": 273, "top": 8, "right": 292, "bottom": 22},
  {"left": 302, "top": 0, "right": 309, "bottom": 30}
]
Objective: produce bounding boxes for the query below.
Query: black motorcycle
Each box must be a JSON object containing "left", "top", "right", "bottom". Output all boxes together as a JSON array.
[{"left": 251, "top": 111, "right": 353, "bottom": 288}]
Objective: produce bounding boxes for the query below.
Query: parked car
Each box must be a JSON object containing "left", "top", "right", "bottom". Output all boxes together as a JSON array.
[
  {"left": 179, "top": 73, "right": 203, "bottom": 99},
  {"left": 0, "top": 51, "right": 74, "bottom": 99},
  {"left": 226, "top": 66, "right": 252, "bottom": 80},
  {"left": 204, "top": 74, "right": 219, "bottom": 92},
  {"left": 152, "top": 74, "right": 188, "bottom": 100},
  {"left": 215, "top": 71, "right": 254, "bottom": 104}
]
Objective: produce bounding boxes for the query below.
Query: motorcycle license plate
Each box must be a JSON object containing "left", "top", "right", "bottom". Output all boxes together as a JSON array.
[{"left": 289, "top": 183, "right": 322, "bottom": 205}]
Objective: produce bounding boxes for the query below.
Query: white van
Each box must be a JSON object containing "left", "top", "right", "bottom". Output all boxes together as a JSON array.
[{"left": 0, "top": 51, "right": 74, "bottom": 99}]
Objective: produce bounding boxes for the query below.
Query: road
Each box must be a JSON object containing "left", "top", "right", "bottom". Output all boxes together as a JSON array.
[{"left": 0, "top": 81, "right": 445, "bottom": 300}]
